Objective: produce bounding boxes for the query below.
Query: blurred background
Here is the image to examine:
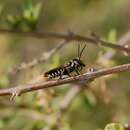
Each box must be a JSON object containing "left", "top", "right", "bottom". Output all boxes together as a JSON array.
[{"left": 0, "top": 0, "right": 130, "bottom": 130}]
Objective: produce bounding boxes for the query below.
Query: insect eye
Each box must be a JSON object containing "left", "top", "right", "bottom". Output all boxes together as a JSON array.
[
  {"left": 80, "top": 61, "right": 85, "bottom": 67},
  {"left": 82, "top": 63, "right": 85, "bottom": 67}
]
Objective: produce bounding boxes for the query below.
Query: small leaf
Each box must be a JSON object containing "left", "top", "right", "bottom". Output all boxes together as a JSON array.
[
  {"left": 108, "top": 29, "right": 117, "bottom": 43},
  {"left": 23, "top": 0, "right": 33, "bottom": 10},
  {"left": 6, "top": 15, "right": 22, "bottom": 30},
  {"left": 105, "top": 123, "right": 124, "bottom": 130},
  {"left": 22, "top": 0, "right": 42, "bottom": 30},
  {"left": 103, "top": 29, "right": 117, "bottom": 53},
  {"left": 33, "top": 3, "right": 42, "bottom": 20}
]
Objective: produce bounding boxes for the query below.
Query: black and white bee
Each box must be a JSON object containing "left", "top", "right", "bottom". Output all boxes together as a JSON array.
[{"left": 44, "top": 44, "right": 86, "bottom": 79}]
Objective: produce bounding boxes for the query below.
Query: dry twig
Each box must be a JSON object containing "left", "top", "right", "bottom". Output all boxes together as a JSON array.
[
  {"left": 9, "top": 40, "right": 68, "bottom": 74},
  {"left": 0, "top": 28, "right": 130, "bottom": 53},
  {"left": 44, "top": 84, "right": 82, "bottom": 130},
  {"left": 0, "top": 63, "right": 130, "bottom": 97}
]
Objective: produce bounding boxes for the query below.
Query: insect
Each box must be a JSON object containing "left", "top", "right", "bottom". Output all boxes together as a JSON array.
[{"left": 44, "top": 44, "right": 86, "bottom": 79}]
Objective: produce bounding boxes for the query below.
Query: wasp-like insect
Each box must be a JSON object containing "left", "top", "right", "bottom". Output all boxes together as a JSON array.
[{"left": 44, "top": 44, "right": 86, "bottom": 79}]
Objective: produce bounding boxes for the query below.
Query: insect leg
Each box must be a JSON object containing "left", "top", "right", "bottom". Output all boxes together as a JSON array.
[
  {"left": 65, "top": 68, "right": 73, "bottom": 77},
  {"left": 67, "top": 72, "right": 72, "bottom": 77},
  {"left": 74, "top": 65, "right": 82, "bottom": 75},
  {"left": 78, "top": 66, "right": 82, "bottom": 71},
  {"left": 59, "top": 75, "right": 63, "bottom": 79},
  {"left": 75, "top": 69, "right": 80, "bottom": 75}
]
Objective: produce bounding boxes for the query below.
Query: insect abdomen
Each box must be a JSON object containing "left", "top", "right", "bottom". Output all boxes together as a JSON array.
[{"left": 44, "top": 67, "right": 64, "bottom": 78}]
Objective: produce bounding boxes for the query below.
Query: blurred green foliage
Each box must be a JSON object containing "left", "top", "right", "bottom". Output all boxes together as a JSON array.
[
  {"left": 6, "top": 0, "right": 42, "bottom": 30},
  {"left": 0, "top": 0, "right": 130, "bottom": 130},
  {"left": 104, "top": 123, "right": 124, "bottom": 130}
]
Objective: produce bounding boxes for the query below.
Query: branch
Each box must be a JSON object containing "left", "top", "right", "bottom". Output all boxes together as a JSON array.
[
  {"left": 1, "top": 63, "right": 130, "bottom": 97},
  {"left": 59, "top": 84, "right": 82, "bottom": 113},
  {"left": 9, "top": 40, "right": 68, "bottom": 74},
  {"left": 99, "top": 31, "right": 130, "bottom": 61},
  {"left": 44, "top": 84, "right": 82, "bottom": 130},
  {"left": 0, "top": 28, "right": 130, "bottom": 53}
]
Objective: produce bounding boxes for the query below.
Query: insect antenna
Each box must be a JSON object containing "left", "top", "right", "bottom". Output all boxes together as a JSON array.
[{"left": 79, "top": 44, "right": 86, "bottom": 59}]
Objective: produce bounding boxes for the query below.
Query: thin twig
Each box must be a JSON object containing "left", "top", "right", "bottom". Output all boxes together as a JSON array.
[
  {"left": 100, "top": 31, "right": 130, "bottom": 60},
  {"left": 0, "top": 28, "right": 130, "bottom": 53},
  {"left": 9, "top": 40, "right": 68, "bottom": 74},
  {"left": 0, "top": 63, "right": 130, "bottom": 97},
  {"left": 45, "top": 84, "right": 82, "bottom": 130},
  {"left": 59, "top": 84, "right": 82, "bottom": 113}
]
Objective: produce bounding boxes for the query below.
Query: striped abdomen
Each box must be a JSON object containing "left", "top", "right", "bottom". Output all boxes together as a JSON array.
[{"left": 44, "top": 67, "right": 65, "bottom": 79}]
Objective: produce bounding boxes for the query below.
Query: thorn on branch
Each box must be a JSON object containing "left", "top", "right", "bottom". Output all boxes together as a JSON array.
[
  {"left": 90, "top": 32, "right": 101, "bottom": 45},
  {"left": 124, "top": 124, "right": 130, "bottom": 130},
  {"left": 10, "top": 88, "right": 21, "bottom": 101},
  {"left": 123, "top": 51, "right": 129, "bottom": 56},
  {"left": 123, "top": 44, "right": 130, "bottom": 56}
]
